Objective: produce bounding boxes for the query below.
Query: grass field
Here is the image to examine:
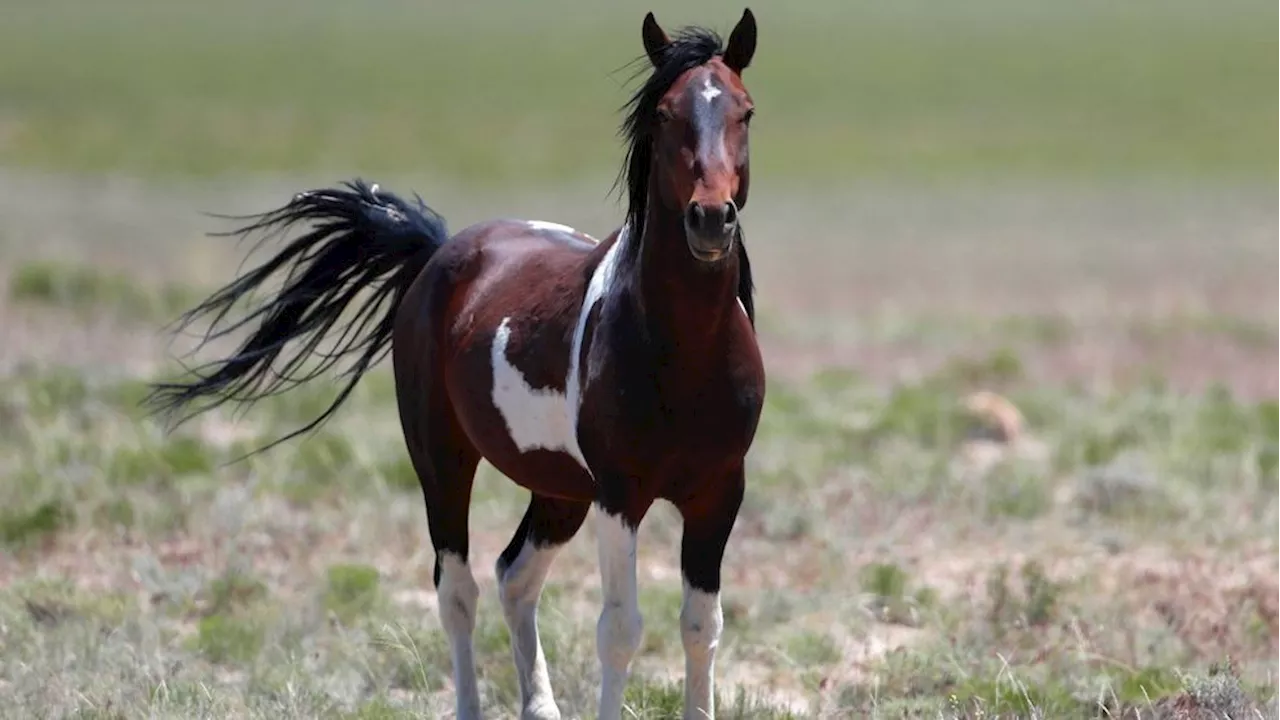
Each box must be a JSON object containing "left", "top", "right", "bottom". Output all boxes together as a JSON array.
[
  {"left": 1, "top": 0, "right": 1275, "bottom": 184},
  {"left": 0, "top": 0, "right": 1277, "bottom": 718}
]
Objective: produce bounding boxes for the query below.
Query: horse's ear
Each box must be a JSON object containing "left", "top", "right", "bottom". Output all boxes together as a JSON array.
[
  {"left": 723, "top": 8, "right": 757, "bottom": 73},
  {"left": 641, "top": 12, "right": 671, "bottom": 68}
]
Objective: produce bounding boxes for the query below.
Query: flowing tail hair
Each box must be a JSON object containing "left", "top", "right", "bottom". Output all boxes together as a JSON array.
[{"left": 143, "top": 179, "right": 449, "bottom": 454}]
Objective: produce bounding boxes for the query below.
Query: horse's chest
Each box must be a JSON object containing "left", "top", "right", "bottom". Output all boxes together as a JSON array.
[{"left": 582, "top": 346, "right": 765, "bottom": 465}]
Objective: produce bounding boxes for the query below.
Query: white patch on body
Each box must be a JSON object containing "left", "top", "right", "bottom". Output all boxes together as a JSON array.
[
  {"left": 564, "top": 224, "right": 629, "bottom": 475},
  {"left": 487, "top": 224, "right": 628, "bottom": 477},
  {"left": 699, "top": 77, "right": 722, "bottom": 103},
  {"left": 680, "top": 581, "right": 725, "bottom": 719},
  {"left": 594, "top": 508, "right": 644, "bottom": 720},
  {"left": 497, "top": 540, "right": 566, "bottom": 720},
  {"left": 437, "top": 553, "right": 482, "bottom": 720},
  {"left": 490, "top": 317, "right": 586, "bottom": 471}
]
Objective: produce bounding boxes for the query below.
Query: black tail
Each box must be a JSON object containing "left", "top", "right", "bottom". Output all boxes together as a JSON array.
[{"left": 144, "top": 179, "right": 449, "bottom": 453}]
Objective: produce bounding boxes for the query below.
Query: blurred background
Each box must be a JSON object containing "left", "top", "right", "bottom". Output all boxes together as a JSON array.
[{"left": 0, "top": 1, "right": 1275, "bottom": 717}]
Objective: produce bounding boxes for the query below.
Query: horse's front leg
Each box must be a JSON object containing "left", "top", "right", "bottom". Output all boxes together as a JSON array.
[
  {"left": 676, "top": 466, "right": 746, "bottom": 720},
  {"left": 592, "top": 490, "right": 651, "bottom": 720}
]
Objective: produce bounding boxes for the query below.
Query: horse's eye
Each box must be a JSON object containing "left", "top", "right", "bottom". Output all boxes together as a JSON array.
[
  {"left": 656, "top": 108, "right": 674, "bottom": 124},
  {"left": 742, "top": 109, "right": 755, "bottom": 125}
]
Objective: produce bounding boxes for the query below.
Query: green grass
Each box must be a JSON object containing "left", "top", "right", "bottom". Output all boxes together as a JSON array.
[
  {"left": 9, "top": 261, "right": 201, "bottom": 324},
  {"left": 0, "top": 351, "right": 1275, "bottom": 717},
  {"left": 0, "top": 0, "right": 1273, "bottom": 185},
  {"left": 0, "top": 500, "right": 75, "bottom": 549},
  {"left": 193, "top": 613, "right": 266, "bottom": 664},
  {"left": 323, "top": 564, "right": 383, "bottom": 624},
  {"left": 0, "top": 160, "right": 1274, "bottom": 717}
]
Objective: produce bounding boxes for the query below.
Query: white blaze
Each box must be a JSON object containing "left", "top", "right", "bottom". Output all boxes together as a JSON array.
[{"left": 699, "top": 77, "right": 722, "bottom": 103}]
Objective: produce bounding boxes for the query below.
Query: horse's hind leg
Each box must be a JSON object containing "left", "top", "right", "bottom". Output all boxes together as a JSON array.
[
  {"left": 495, "top": 493, "right": 590, "bottom": 720},
  {"left": 394, "top": 359, "right": 482, "bottom": 719}
]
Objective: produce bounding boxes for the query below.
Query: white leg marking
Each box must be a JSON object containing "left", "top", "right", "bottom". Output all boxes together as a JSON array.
[
  {"left": 437, "top": 553, "right": 482, "bottom": 720},
  {"left": 564, "top": 224, "right": 630, "bottom": 470},
  {"left": 681, "top": 581, "right": 724, "bottom": 720},
  {"left": 491, "top": 317, "right": 587, "bottom": 472},
  {"left": 497, "top": 539, "right": 565, "bottom": 720},
  {"left": 595, "top": 508, "right": 643, "bottom": 720}
]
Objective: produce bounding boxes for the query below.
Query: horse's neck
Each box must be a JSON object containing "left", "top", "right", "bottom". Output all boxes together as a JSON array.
[{"left": 630, "top": 201, "right": 740, "bottom": 352}]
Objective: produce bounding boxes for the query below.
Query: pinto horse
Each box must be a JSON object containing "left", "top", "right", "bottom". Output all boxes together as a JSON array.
[{"left": 147, "top": 9, "right": 763, "bottom": 720}]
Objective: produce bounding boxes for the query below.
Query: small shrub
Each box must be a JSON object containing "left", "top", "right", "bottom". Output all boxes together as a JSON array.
[
  {"left": 0, "top": 500, "right": 74, "bottom": 549},
  {"left": 1114, "top": 666, "right": 1183, "bottom": 704},
  {"left": 324, "top": 563, "right": 381, "bottom": 623},
  {"left": 785, "top": 631, "right": 841, "bottom": 667},
  {"left": 986, "top": 560, "right": 1065, "bottom": 633},
  {"left": 1071, "top": 457, "right": 1180, "bottom": 522},
  {"left": 867, "top": 383, "right": 971, "bottom": 449},
  {"left": 193, "top": 613, "right": 264, "bottom": 664},
  {"left": 859, "top": 562, "right": 935, "bottom": 626},
  {"left": 201, "top": 568, "right": 268, "bottom": 616},
  {"left": 107, "top": 436, "right": 213, "bottom": 487},
  {"left": 861, "top": 562, "right": 909, "bottom": 601},
  {"left": 1130, "top": 663, "right": 1270, "bottom": 720},
  {"left": 1019, "top": 561, "right": 1060, "bottom": 627},
  {"left": 948, "top": 673, "right": 1090, "bottom": 717},
  {"left": 982, "top": 464, "right": 1053, "bottom": 521},
  {"left": 938, "top": 346, "right": 1025, "bottom": 387},
  {"left": 17, "top": 579, "right": 131, "bottom": 628},
  {"left": 1195, "top": 384, "right": 1259, "bottom": 456}
]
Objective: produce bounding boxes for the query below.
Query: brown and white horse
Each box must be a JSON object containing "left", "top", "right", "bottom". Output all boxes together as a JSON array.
[{"left": 148, "top": 9, "right": 763, "bottom": 720}]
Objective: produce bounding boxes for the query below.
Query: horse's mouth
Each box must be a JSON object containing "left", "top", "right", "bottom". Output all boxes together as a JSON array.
[
  {"left": 689, "top": 246, "right": 731, "bottom": 264},
  {"left": 686, "top": 235, "right": 734, "bottom": 264}
]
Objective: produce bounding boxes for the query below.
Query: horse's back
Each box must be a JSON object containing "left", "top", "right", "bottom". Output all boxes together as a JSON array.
[{"left": 432, "top": 218, "right": 605, "bottom": 341}]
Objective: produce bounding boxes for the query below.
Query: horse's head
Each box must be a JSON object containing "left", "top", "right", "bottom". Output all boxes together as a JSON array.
[{"left": 623, "top": 9, "right": 757, "bottom": 264}]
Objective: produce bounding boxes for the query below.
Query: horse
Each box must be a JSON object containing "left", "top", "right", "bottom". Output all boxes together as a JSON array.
[{"left": 146, "top": 9, "right": 763, "bottom": 720}]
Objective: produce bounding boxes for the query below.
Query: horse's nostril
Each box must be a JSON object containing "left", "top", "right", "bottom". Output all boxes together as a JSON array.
[
  {"left": 723, "top": 202, "right": 737, "bottom": 226},
  {"left": 686, "top": 203, "right": 706, "bottom": 230}
]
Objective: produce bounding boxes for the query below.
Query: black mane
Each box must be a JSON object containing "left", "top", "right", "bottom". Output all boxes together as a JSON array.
[{"left": 614, "top": 24, "right": 756, "bottom": 326}]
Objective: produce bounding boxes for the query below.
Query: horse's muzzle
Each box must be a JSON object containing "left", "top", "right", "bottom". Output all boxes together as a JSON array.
[{"left": 684, "top": 200, "right": 738, "bottom": 262}]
